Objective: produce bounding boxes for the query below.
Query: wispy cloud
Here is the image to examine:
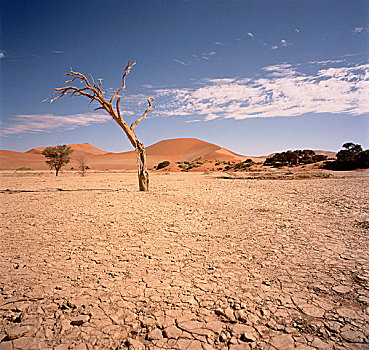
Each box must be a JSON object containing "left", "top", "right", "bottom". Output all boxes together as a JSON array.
[
  {"left": 202, "top": 51, "right": 217, "bottom": 60},
  {"left": 185, "top": 119, "right": 202, "bottom": 123},
  {"left": 51, "top": 50, "right": 63, "bottom": 54},
  {"left": 270, "top": 39, "right": 292, "bottom": 50},
  {"left": 153, "top": 61, "right": 369, "bottom": 120},
  {"left": 308, "top": 59, "right": 345, "bottom": 65},
  {"left": 247, "top": 32, "right": 255, "bottom": 38},
  {"left": 214, "top": 41, "right": 224, "bottom": 45},
  {"left": 353, "top": 26, "right": 369, "bottom": 33},
  {"left": 0, "top": 52, "right": 5, "bottom": 59},
  {"left": 353, "top": 27, "right": 364, "bottom": 33},
  {"left": 294, "top": 28, "right": 300, "bottom": 33},
  {"left": 1, "top": 113, "right": 110, "bottom": 135},
  {"left": 173, "top": 58, "right": 187, "bottom": 65}
]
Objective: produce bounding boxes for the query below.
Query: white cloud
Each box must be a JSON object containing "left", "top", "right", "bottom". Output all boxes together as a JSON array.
[
  {"left": 205, "top": 78, "right": 236, "bottom": 84},
  {"left": 154, "top": 62, "right": 369, "bottom": 120},
  {"left": 0, "top": 52, "right": 4, "bottom": 59},
  {"left": 247, "top": 32, "right": 255, "bottom": 38},
  {"left": 185, "top": 119, "right": 202, "bottom": 123},
  {"left": 271, "top": 45, "right": 279, "bottom": 50},
  {"left": 52, "top": 50, "right": 63, "bottom": 54},
  {"left": 1, "top": 113, "right": 110, "bottom": 135},
  {"left": 294, "top": 28, "right": 300, "bottom": 33},
  {"left": 308, "top": 59, "right": 345, "bottom": 65},
  {"left": 173, "top": 59, "right": 187, "bottom": 65},
  {"left": 353, "top": 27, "right": 363, "bottom": 33},
  {"left": 214, "top": 41, "right": 224, "bottom": 45},
  {"left": 353, "top": 26, "right": 369, "bottom": 33}
]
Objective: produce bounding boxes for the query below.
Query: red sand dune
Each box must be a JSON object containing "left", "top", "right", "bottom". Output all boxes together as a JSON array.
[
  {"left": 26, "top": 143, "right": 107, "bottom": 156},
  {"left": 0, "top": 138, "right": 245, "bottom": 170},
  {"left": 0, "top": 138, "right": 336, "bottom": 171},
  {"left": 146, "top": 138, "right": 244, "bottom": 162}
]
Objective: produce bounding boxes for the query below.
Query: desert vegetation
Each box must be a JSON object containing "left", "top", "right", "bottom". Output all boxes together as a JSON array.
[
  {"left": 264, "top": 150, "right": 327, "bottom": 168},
  {"left": 41, "top": 145, "right": 73, "bottom": 176},
  {"left": 155, "top": 160, "right": 171, "bottom": 170},
  {"left": 77, "top": 154, "right": 88, "bottom": 176},
  {"left": 324, "top": 142, "right": 369, "bottom": 171},
  {"left": 16, "top": 167, "right": 33, "bottom": 171}
]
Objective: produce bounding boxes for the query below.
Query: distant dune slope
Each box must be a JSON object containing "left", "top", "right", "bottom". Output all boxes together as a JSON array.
[
  {"left": 144, "top": 138, "right": 244, "bottom": 162},
  {"left": 0, "top": 138, "right": 335, "bottom": 170},
  {"left": 0, "top": 150, "right": 48, "bottom": 170},
  {"left": 26, "top": 143, "right": 107, "bottom": 155}
]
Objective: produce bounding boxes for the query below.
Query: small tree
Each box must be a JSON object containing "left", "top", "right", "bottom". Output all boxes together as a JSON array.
[
  {"left": 44, "top": 60, "right": 155, "bottom": 191},
  {"left": 42, "top": 145, "right": 73, "bottom": 176},
  {"left": 77, "top": 153, "right": 88, "bottom": 176}
]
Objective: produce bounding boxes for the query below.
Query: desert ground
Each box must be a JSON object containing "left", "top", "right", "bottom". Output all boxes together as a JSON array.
[{"left": 0, "top": 170, "right": 368, "bottom": 350}]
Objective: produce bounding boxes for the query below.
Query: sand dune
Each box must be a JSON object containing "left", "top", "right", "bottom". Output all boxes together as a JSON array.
[
  {"left": 0, "top": 138, "right": 335, "bottom": 171},
  {"left": 145, "top": 138, "right": 244, "bottom": 162},
  {"left": 26, "top": 143, "right": 108, "bottom": 156},
  {"left": 0, "top": 138, "right": 246, "bottom": 170}
]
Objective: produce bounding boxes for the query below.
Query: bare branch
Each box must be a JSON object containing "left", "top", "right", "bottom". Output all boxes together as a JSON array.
[
  {"left": 116, "top": 97, "right": 122, "bottom": 121},
  {"left": 87, "top": 73, "right": 96, "bottom": 87},
  {"left": 110, "top": 59, "right": 136, "bottom": 104},
  {"left": 64, "top": 76, "right": 80, "bottom": 85},
  {"left": 130, "top": 97, "right": 155, "bottom": 131},
  {"left": 43, "top": 61, "right": 152, "bottom": 191},
  {"left": 95, "top": 79, "right": 104, "bottom": 95}
]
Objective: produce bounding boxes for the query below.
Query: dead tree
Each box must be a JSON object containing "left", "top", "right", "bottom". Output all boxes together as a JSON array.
[
  {"left": 44, "top": 60, "right": 155, "bottom": 191},
  {"left": 77, "top": 153, "right": 88, "bottom": 176}
]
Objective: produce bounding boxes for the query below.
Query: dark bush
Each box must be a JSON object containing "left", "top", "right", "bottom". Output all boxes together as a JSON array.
[
  {"left": 16, "top": 167, "right": 33, "bottom": 171},
  {"left": 324, "top": 143, "right": 369, "bottom": 170},
  {"left": 156, "top": 161, "right": 170, "bottom": 170},
  {"left": 264, "top": 149, "right": 327, "bottom": 167}
]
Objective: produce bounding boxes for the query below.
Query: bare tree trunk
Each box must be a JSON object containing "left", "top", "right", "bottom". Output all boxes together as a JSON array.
[
  {"left": 45, "top": 60, "right": 155, "bottom": 191},
  {"left": 55, "top": 168, "right": 59, "bottom": 176},
  {"left": 135, "top": 141, "right": 149, "bottom": 191}
]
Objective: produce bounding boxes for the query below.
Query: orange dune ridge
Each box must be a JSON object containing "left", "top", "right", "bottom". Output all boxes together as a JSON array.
[
  {"left": 0, "top": 138, "right": 249, "bottom": 171},
  {"left": 0, "top": 138, "right": 336, "bottom": 171}
]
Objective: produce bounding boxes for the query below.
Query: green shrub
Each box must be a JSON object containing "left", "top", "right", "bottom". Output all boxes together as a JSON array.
[
  {"left": 42, "top": 145, "right": 73, "bottom": 176},
  {"left": 16, "top": 167, "right": 33, "bottom": 171}
]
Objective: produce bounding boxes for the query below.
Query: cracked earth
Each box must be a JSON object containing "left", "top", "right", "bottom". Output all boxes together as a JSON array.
[{"left": 0, "top": 171, "right": 368, "bottom": 349}]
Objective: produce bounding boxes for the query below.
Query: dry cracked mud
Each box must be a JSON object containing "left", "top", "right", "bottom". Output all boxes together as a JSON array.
[{"left": 0, "top": 171, "right": 368, "bottom": 350}]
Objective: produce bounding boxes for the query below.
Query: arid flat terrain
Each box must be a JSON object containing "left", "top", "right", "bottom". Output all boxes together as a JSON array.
[{"left": 0, "top": 171, "right": 368, "bottom": 350}]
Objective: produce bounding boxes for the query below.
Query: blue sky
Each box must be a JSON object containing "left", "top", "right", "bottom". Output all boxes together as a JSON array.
[{"left": 1, "top": 0, "right": 368, "bottom": 155}]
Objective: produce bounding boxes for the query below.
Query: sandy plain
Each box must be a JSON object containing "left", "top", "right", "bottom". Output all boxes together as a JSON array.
[{"left": 0, "top": 170, "right": 368, "bottom": 350}]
